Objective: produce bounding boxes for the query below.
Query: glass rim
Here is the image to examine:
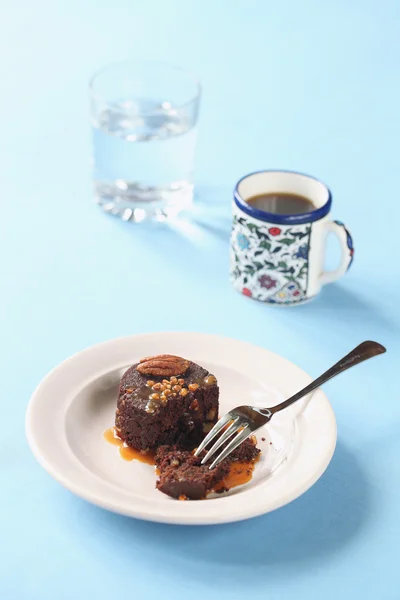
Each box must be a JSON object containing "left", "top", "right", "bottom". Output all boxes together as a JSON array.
[{"left": 89, "top": 59, "right": 201, "bottom": 113}]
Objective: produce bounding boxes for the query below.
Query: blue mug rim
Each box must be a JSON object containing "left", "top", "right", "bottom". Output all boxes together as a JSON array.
[{"left": 233, "top": 169, "right": 332, "bottom": 225}]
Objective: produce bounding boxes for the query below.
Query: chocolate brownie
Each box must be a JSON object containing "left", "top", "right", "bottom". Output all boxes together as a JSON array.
[
  {"left": 155, "top": 447, "right": 229, "bottom": 500},
  {"left": 115, "top": 354, "right": 219, "bottom": 452},
  {"left": 155, "top": 438, "right": 260, "bottom": 500}
]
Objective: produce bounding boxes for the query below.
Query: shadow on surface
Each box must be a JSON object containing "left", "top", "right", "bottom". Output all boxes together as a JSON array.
[
  {"left": 250, "top": 282, "right": 396, "bottom": 337},
  {"left": 303, "top": 284, "right": 397, "bottom": 337},
  {"left": 300, "top": 284, "right": 390, "bottom": 319},
  {"left": 188, "top": 216, "right": 231, "bottom": 242},
  {"left": 69, "top": 441, "right": 373, "bottom": 581},
  {"left": 107, "top": 183, "right": 232, "bottom": 245},
  {"left": 306, "top": 283, "right": 387, "bottom": 314},
  {"left": 105, "top": 200, "right": 233, "bottom": 290}
]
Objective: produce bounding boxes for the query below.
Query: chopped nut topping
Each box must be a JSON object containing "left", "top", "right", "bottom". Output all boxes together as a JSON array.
[
  {"left": 173, "top": 384, "right": 182, "bottom": 392},
  {"left": 206, "top": 408, "right": 216, "bottom": 420},
  {"left": 180, "top": 388, "right": 189, "bottom": 397},
  {"left": 188, "top": 383, "right": 199, "bottom": 392},
  {"left": 150, "top": 393, "right": 160, "bottom": 401},
  {"left": 170, "top": 376, "right": 178, "bottom": 385},
  {"left": 126, "top": 388, "right": 133, "bottom": 393},
  {"left": 147, "top": 380, "right": 155, "bottom": 387},
  {"left": 164, "top": 389, "right": 172, "bottom": 396},
  {"left": 152, "top": 382, "right": 163, "bottom": 391},
  {"left": 178, "top": 378, "right": 185, "bottom": 385},
  {"left": 170, "top": 458, "right": 180, "bottom": 467},
  {"left": 190, "top": 399, "right": 199, "bottom": 410},
  {"left": 162, "top": 379, "right": 170, "bottom": 385},
  {"left": 203, "top": 423, "right": 213, "bottom": 433}
]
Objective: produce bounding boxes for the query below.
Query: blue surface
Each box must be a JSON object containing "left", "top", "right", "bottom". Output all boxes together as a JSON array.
[{"left": 1, "top": 1, "right": 399, "bottom": 598}]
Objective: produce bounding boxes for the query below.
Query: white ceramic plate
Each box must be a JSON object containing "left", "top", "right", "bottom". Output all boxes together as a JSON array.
[{"left": 26, "top": 332, "right": 337, "bottom": 525}]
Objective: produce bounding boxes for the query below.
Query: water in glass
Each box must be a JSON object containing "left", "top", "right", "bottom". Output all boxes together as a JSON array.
[{"left": 92, "top": 97, "right": 197, "bottom": 221}]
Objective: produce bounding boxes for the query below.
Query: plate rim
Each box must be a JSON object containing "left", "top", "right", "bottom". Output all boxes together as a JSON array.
[{"left": 26, "top": 332, "right": 337, "bottom": 525}]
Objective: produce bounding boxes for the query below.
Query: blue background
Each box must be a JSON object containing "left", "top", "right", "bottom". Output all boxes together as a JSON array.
[{"left": 1, "top": 1, "right": 399, "bottom": 598}]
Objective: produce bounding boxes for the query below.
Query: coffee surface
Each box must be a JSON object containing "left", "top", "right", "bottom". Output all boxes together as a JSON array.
[{"left": 246, "top": 192, "right": 315, "bottom": 215}]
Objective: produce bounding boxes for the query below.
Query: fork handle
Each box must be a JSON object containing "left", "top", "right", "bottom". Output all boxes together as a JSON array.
[{"left": 269, "top": 341, "right": 386, "bottom": 415}]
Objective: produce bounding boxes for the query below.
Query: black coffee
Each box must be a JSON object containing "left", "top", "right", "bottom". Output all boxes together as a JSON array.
[{"left": 246, "top": 192, "right": 315, "bottom": 215}]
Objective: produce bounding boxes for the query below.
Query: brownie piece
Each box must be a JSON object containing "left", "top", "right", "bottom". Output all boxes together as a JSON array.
[
  {"left": 224, "top": 437, "right": 260, "bottom": 464},
  {"left": 155, "top": 447, "right": 229, "bottom": 500},
  {"left": 115, "top": 354, "right": 219, "bottom": 452},
  {"left": 155, "top": 438, "right": 260, "bottom": 500}
]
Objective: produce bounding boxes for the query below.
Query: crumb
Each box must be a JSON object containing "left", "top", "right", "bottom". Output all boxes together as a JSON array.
[
  {"left": 269, "top": 442, "right": 273, "bottom": 445},
  {"left": 261, "top": 437, "right": 266, "bottom": 442}
]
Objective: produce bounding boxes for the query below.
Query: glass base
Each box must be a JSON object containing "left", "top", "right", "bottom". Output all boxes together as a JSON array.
[{"left": 94, "top": 180, "right": 194, "bottom": 222}]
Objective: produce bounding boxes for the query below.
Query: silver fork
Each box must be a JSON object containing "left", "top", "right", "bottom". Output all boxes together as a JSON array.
[{"left": 195, "top": 341, "right": 386, "bottom": 469}]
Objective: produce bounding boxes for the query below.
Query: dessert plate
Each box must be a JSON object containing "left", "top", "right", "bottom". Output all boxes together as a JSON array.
[{"left": 26, "top": 332, "right": 337, "bottom": 525}]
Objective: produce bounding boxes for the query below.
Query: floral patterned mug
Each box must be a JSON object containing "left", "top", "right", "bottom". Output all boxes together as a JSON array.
[{"left": 230, "top": 170, "right": 354, "bottom": 305}]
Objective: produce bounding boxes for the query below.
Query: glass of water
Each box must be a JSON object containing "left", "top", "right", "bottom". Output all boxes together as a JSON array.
[{"left": 90, "top": 60, "right": 201, "bottom": 222}]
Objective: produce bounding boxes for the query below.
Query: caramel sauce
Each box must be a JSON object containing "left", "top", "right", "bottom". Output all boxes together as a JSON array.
[
  {"left": 104, "top": 426, "right": 259, "bottom": 495},
  {"left": 149, "top": 455, "right": 257, "bottom": 494},
  {"left": 123, "top": 385, "right": 156, "bottom": 414},
  {"left": 192, "top": 374, "right": 217, "bottom": 387},
  {"left": 103, "top": 427, "right": 155, "bottom": 465},
  {"left": 214, "top": 456, "right": 259, "bottom": 493}
]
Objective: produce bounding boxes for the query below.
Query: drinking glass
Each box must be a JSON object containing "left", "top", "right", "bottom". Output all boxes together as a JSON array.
[{"left": 90, "top": 60, "right": 201, "bottom": 222}]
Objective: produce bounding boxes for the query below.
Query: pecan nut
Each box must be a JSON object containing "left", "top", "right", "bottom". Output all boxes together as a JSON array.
[{"left": 137, "top": 354, "right": 190, "bottom": 376}]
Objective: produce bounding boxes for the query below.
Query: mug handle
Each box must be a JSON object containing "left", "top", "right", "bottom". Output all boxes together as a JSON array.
[{"left": 319, "top": 220, "right": 354, "bottom": 286}]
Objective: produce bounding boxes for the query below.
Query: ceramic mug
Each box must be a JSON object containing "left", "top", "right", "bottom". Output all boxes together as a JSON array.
[{"left": 230, "top": 170, "right": 353, "bottom": 305}]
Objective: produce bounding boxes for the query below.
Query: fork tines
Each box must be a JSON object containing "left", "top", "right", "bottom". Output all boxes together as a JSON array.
[{"left": 194, "top": 413, "right": 251, "bottom": 469}]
